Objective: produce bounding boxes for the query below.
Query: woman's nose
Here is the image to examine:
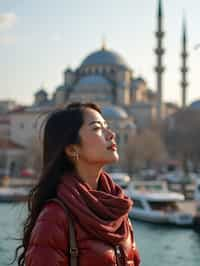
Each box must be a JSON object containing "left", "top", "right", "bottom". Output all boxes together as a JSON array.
[{"left": 105, "top": 128, "right": 116, "bottom": 141}]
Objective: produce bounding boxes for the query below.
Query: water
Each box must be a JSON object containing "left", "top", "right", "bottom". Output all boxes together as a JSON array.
[
  {"left": 134, "top": 221, "right": 200, "bottom": 266},
  {"left": 0, "top": 204, "right": 200, "bottom": 266}
]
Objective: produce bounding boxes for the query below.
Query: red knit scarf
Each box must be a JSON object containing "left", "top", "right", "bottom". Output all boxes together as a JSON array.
[{"left": 57, "top": 171, "right": 133, "bottom": 245}]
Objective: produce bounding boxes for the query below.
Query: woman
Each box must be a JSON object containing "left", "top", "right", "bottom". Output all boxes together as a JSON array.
[{"left": 15, "top": 102, "right": 140, "bottom": 266}]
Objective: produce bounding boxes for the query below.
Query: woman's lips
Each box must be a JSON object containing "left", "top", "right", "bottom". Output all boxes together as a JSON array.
[{"left": 107, "top": 144, "right": 117, "bottom": 151}]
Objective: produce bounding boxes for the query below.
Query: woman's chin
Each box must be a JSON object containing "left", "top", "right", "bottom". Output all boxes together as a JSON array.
[
  {"left": 91, "top": 151, "right": 119, "bottom": 165},
  {"left": 109, "top": 151, "right": 119, "bottom": 163}
]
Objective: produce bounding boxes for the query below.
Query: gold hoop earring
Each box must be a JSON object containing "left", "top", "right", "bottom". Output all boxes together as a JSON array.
[{"left": 73, "top": 153, "right": 79, "bottom": 161}]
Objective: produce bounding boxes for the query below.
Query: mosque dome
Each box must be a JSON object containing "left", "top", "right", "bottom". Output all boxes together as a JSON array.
[
  {"left": 102, "top": 105, "right": 128, "bottom": 120},
  {"left": 34, "top": 89, "right": 48, "bottom": 97},
  {"left": 190, "top": 100, "right": 200, "bottom": 110},
  {"left": 77, "top": 75, "right": 110, "bottom": 86},
  {"left": 80, "top": 48, "right": 129, "bottom": 70}
]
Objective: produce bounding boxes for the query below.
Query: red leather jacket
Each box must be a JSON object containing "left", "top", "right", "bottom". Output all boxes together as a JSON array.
[{"left": 25, "top": 201, "right": 140, "bottom": 266}]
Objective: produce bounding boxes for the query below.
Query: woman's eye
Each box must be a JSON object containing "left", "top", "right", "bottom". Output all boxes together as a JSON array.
[{"left": 93, "top": 127, "right": 101, "bottom": 130}]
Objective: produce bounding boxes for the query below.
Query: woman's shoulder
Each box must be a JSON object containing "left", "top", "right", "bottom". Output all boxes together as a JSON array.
[
  {"left": 37, "top": 199, "right": 69, "bottom": 226},
  {"left": 29, "top": 200, "right": 69, "bottom": 245},
  {"left": 27, "top": 199, "right": 69, "bottom": 256}
]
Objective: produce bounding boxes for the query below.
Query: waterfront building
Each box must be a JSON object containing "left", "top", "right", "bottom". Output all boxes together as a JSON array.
[
  {"left": 0, "top": 100, "right": 17, "bottom": 114},
  {"left": 0, "top": 115, "right": 10, "bottom": 139},
  {"left": 0, "top": 138, "right": 24, "bottom": 176}
]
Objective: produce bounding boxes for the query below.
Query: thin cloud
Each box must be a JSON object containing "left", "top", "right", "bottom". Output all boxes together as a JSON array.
[
  {"left": 51, "top": 33, "right": 62, "bottom": 42},
  {"left": 0, "top": 12, "right": 17, "bottom": 31}
]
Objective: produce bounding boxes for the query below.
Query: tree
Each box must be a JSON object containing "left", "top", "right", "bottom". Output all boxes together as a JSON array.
[
  {"left": 162, "top": 109, "right": 200, "bottom": 173},
  {"left": 162, "top": 108, "right": 200, "bottom": 196},
  {"left": 125, "top": 129, "right": 167, "bottom": 174}
]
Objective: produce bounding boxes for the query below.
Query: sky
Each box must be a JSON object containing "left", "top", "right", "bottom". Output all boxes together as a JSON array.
[{"left": 0, "top": 0, "right": 200, "bottom": 106}]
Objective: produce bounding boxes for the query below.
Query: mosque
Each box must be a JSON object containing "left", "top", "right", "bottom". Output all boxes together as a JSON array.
[{"left": 34, "top": 44, "right": 157, "bottom": 129}]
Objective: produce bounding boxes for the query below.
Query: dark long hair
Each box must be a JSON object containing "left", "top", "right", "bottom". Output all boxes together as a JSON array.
[{"left": 14, "top": 102, "right": 101, "bottom": 266}]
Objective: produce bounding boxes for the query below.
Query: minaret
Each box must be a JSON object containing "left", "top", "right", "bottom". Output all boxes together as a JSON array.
[
  {"left": 155, "top": 0, "right": 165, "bottom": 122},
  {"left": 180, "top": 17, "right": 188, "bottom": 108}
]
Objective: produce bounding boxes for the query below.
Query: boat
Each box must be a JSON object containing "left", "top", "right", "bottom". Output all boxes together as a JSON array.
[
  {"left": 0, "top": 187, "right": 29, "bottom": 203},
  {"left": 193, "top": 179, "right": 200, "bottom": 231},
  {"left": 109, "top": 173, "right": 194, "bottom": 226},
  {"left": 126, "top": 181, "right": 194, "bottom": 227}
]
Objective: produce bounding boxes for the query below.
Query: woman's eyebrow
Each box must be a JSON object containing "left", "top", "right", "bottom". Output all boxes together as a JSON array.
[{"left": 88, "top": 120, "right": 107, "bottom": 126}]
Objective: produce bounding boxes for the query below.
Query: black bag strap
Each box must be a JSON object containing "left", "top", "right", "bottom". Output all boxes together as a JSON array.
[{"left": 46, "top": 198, "right": 78, "bottom": 266}]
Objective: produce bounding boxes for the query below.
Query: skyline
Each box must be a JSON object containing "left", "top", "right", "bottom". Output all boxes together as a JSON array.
[{"left": 0, "top": 0, "right": 200, "bottom": 106}]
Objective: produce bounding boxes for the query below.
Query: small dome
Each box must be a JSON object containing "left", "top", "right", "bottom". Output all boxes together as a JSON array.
[
  {"left": 77, "top": 75, "right": 110, "bottom": 86},
  {"left": 190, "top": 100, "right": 200, "bottom": 110},
  {"left": 132, "top": 77, "right": 146, "bottom": 88},
  {"left": 34, "top": 89, "right": 48, "bottom": 97},
  {"left": 64, "top": 67, "right": 72, "bottom": 73},
  {"left": 80, "top": 48, "right": 129, "bottom": 69},
  {"left": 102, "top": 105, "right": 128, "bottom": 120}
]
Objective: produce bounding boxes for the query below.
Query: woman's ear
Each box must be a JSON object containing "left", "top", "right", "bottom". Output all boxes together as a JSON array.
[
  {"left": 64, "top": 145, "right": 76, "bottom": 157},
  {"left": 64, "top": 145, "right": 79, "bottom": 158},
  {"left": 65, "top": 145, "right": 79, "bottom": 161}
]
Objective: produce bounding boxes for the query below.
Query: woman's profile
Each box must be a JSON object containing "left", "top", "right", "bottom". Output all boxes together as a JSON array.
[{"left": 14, "top": 102, "right": 140, "bottom": 266}]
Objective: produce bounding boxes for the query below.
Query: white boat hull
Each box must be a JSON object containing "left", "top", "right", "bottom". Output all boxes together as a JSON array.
[
  {"left": 129, "top": 208, "right": 193, "bottom": 226},
  {"left": 0, "top": 187, "right": 29, "bottom": 203}
]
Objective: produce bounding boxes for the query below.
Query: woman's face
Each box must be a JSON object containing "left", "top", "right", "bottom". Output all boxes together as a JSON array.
[{"left": 76, "top": 107, "right": 119, "bottom": 166}]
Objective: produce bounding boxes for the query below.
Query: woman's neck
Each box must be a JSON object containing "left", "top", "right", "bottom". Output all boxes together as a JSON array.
[{"left": 75, "top": 163, "right": 103, "bottom": 189}]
